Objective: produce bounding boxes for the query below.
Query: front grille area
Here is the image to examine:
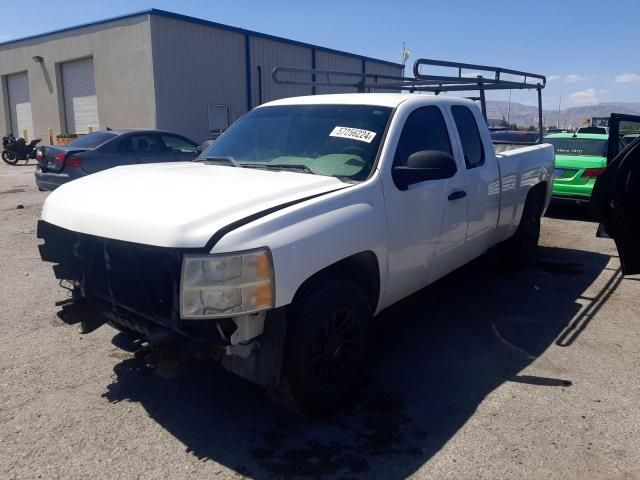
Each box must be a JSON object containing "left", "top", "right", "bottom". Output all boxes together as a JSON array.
[{"left": 38, "top": 221, "right": 184, "bottom": 330}]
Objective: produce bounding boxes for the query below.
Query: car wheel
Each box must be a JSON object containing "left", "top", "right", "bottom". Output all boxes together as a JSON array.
[
  {"left": 266, "top": 279, "right": 371, "bottom": 416},
  {"left": 498, "top": 197, "right": 542, "bottom": 269}
]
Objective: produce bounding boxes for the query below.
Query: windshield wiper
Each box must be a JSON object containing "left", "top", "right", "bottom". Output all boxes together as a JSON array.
[
  {"left": 198, "top": 156, "right": 241, "bottom": 167},
  {"left": 241, "top": 163, "right": 321, "bottom": 175}
]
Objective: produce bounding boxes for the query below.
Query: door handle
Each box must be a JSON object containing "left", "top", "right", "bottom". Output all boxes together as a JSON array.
[{"left": 448, "top": 190, "right": 467, "bottom": 201}]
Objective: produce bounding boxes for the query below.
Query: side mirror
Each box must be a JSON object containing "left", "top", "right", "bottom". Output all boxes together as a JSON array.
[{"left": 392, "top": 150, "right": 457, "bottom": 190}]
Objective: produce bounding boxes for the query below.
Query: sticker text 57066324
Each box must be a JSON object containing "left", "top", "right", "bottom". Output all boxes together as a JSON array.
[{"left": 329, "top": 126, "right": 377, "bottom": 143}]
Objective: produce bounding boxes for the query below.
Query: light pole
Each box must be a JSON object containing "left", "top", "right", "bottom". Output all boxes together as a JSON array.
[{"left": 557, "top": 94, "right": 562, "bottom": 129}]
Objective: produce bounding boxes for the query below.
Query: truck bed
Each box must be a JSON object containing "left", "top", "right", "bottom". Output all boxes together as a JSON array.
[{"left": 495, "top": 142, "right": 555, "bottom": 241}]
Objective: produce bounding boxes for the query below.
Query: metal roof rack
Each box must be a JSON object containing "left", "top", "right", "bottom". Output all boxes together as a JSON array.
[{"left": 272, "top": 58, "right": 547, "bottom": 139}]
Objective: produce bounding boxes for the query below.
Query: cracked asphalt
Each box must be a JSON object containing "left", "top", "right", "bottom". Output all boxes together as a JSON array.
[{"left": 1, "top": 160, "right": 639, "bottom": 479}]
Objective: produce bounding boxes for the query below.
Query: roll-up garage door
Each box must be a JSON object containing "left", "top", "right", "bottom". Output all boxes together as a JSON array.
[
  {"left": 7, "top": 72, "right": 34, "bottom": 139},
  {"left": 61, "top": 58, "right": 99, "bottom": 134}
]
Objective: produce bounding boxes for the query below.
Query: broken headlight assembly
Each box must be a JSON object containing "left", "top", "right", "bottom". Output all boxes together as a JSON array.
[{"left": 180, "top": 248, "right": 274, "bottom": 319}]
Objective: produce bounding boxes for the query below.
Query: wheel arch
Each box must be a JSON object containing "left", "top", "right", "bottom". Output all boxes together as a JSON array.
[
  {"left": 526, "top": 180, "right": 548, "bottom": 216},
  {"left": 291, "top": 251, "right": 381, "bottom": 313}
]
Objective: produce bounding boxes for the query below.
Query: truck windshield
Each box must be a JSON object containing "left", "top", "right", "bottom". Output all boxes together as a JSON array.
[
  {"left": 545, "top": 137, "right": 608, "bottom": 157},
  {"left": 197, "top": 105, "right": 392, "bottom": 181}
]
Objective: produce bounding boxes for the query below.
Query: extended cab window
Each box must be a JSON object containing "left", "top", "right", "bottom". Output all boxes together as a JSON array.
[
  {"left": 393, "top": 106, "right": 451, "bottom": 167},
  {"left": 451, "top": 106, "right": 485, "bottom": 169}
]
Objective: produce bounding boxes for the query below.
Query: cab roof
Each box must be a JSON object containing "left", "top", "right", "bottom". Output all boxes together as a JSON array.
[{"left": 261, "top": 93, "right": 478, "bottom": 109}]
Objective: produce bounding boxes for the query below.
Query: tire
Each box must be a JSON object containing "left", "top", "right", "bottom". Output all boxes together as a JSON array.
[
  {"left": 266, "top": 279, "right": 372, "bottom": 416},
  {"left": 498, "top": 197, "right": 542, "bottom": 270},
  {"left": 2, "top": 150, "right": 18, "bottom": 165}
]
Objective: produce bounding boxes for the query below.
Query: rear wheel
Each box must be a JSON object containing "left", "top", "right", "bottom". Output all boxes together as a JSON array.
[
  {"left": 266, "top": 279, "right": 371, "bottom": 416},
  {"left": 498, "top": 196, "right": 542, "bottom": 269},
  {"left": 2, "top": 150, "right": 18, "bottom": 165}
]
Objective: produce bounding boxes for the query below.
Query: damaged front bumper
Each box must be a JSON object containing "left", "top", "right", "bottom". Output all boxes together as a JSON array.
[{"left": 37, "top": 220, "right": 286, "bottom": 386}]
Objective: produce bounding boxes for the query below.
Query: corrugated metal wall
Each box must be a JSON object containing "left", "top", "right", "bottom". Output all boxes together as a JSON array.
[
  {"left": 150, "top": 15, "right": 247, "bottom": 143},
  {"left": 365, "top": 61, "right": 404, "bottom": 92},
  {"left": 314, "top": 51, "right": 363, "bottom": 95},
  {"left": 148, "top": 14, "right": 404, "bottom": 141},
  {"left": 249, "top": 37, "right": 312, "bottom": 106}
]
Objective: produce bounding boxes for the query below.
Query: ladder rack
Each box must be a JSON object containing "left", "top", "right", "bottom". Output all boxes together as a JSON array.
[{"left": 272, "top": 58, "right": 547, "bottom": 140}]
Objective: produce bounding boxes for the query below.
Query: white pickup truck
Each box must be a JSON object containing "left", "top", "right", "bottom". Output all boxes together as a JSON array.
[{"left": 38, "top": 93, "right": 554, "bottom": 414}]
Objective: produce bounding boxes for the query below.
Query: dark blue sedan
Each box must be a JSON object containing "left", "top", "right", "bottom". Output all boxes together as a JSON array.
[{"left": 35, "top": 129, "right": 199, "bottom": 191}]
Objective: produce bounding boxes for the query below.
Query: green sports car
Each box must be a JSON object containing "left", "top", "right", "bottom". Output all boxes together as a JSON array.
[{"left": 545, "top": 133, "right": 608, "bottom": 203}]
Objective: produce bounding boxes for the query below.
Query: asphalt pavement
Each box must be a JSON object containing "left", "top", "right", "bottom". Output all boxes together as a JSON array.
[{"left": 1, "top": 160, "right": 639, "bottom": 480}]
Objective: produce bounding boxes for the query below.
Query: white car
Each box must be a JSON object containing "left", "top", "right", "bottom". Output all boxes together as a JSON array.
[{"left": 38, "top": 93, "right": 555, "bottom": 414}]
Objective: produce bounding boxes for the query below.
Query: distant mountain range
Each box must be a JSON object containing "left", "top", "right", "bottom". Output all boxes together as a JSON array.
[{"left": 486, "top": 101, "right": 640, "bottom": 129}]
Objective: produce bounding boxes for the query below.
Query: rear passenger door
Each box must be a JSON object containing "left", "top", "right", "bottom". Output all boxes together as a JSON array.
[
  {"left": 117, "top": 134, "right": 174, "bottom": 165},
  {"left": 450, "top": 105, "right": 500, "bottom": 261}
]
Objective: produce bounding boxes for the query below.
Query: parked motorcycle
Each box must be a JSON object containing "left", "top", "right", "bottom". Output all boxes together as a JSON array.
[{"left": 2, "top": 135, "right": 42, "bottom": 165}]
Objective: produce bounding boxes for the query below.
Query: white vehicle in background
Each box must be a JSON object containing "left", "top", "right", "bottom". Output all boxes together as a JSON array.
[
  {"left": 576, "top": 125, "right": 609, "bottom": 135},
  {"left": 38, "top": 60, "right": 555, "bottom": 415}
]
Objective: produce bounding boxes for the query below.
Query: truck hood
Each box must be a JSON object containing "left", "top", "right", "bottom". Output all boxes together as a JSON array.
[{"left": 41, "top": 162, "right": 348, "bottom": 248}]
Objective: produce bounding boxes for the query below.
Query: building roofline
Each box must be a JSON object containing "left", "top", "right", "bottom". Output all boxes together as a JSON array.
[{"left": 0, "top": 8, "right": 404, "bottom": 69}]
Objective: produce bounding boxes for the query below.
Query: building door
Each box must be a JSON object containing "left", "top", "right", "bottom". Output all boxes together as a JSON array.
[
  {"left": 207, "top": 104, "right": 231, "bottom": 139},
  {"left": 61, "top": 57, "right": 99, "bottom": 134},
  {"left": 7, "top": 72, "right": 34, "bottom": 139}
]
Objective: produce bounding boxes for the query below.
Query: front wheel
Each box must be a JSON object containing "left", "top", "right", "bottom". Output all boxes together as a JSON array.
[
  {"left": 266, "top": 279, "right": 372, "bottom": 416},
  {"left": 2, "top": 150, "right": 18, "bottom": 165}
]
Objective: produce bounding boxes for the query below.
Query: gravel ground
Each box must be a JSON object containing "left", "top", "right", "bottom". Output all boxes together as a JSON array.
[{"left": 1, "top": 160, "right": 639, "bottom": 480}]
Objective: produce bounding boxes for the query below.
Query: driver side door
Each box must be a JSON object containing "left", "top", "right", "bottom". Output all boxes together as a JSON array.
[
  {"left": 382, "top": 105, "right": 468, "bottom": 306},
  {"left": 593, "top": 113, "right": 640, "bottom": 274}
]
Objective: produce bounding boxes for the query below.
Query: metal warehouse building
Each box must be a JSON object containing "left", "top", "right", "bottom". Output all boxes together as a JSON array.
[{"left": 0, "top": 9, "right": 403, "bottom": 143}]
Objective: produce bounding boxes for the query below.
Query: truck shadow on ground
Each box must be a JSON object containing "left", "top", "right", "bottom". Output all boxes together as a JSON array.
[
  {"left": 545, "top": 202, "right": 595, "bottom": 222},
  {"left": 103, "top": 245, "right": 612, "bottom": 480}
]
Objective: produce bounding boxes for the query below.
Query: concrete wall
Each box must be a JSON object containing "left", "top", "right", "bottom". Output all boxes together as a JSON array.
[
  {"left": 0, "top": 16, "right": 155, "bottom": 142},
  {"left": 150, "top": 15, "right": 247, "bottom": 144}
]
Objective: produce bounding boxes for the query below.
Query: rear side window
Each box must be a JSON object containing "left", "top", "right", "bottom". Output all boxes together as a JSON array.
[
  {"left": 67, "top": 131, "right": 116, "bottom": 149},
  {"left": 393, "top": 106, "right": 451, "bottom": 167},
  {"left": 452, "top": 106, "right": 485, "bottom": 169},
  {"left": 118, "top": 134, "right": 162, "bottom": 154}
]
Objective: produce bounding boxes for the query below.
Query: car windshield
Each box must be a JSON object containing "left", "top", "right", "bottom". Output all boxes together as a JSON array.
[
  {"left": 545, "top": 137, "right": 608, "bottom": 156},
  {"left": 66, "top": 131, "right": 117, "bottom": 149},
  {"left": 196, "top": 105, "right": 392, "bottom": 181},
  {"left": 578, "top": 127, "right": 607, "bottom": 134}
]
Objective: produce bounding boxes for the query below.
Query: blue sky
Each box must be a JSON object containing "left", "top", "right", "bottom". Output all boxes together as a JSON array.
[{"left": 3, "top": 0, "right": 639, "bottom": 109}]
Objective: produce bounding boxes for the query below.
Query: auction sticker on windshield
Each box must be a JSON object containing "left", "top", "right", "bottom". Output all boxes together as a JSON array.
[{"left": 330, "top": 126, "right": 377, "bottom": 143}]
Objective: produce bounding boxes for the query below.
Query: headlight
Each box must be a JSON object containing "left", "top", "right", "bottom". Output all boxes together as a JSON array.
[{"left": 180, "top": 248, "right": 274, "bottom": 319}]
